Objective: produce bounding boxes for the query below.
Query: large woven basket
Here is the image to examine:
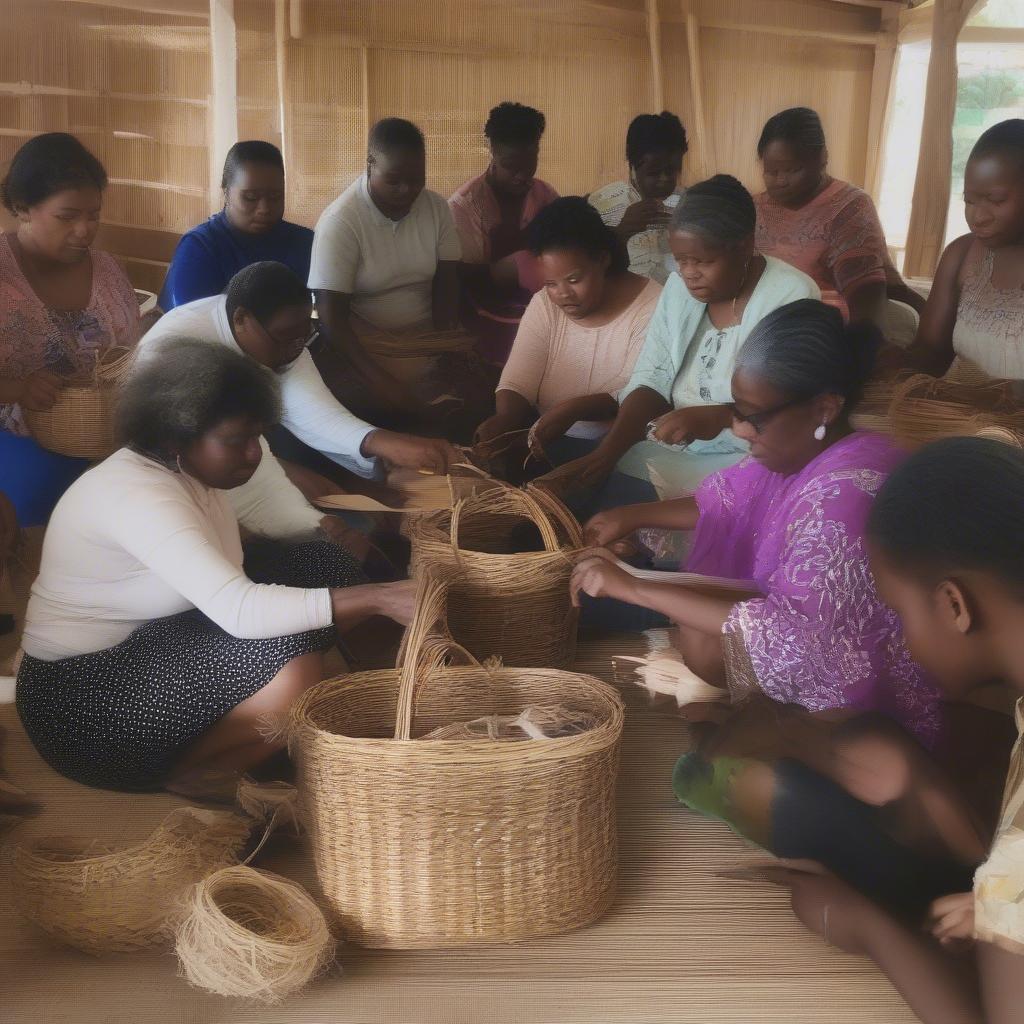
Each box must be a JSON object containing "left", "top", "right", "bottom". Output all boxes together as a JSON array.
[
  {"left": 408, "top": 483, "right": 583, "bottom": 667},
  {"left": 23, "top": 345, "right": 136, "bottom": 459},
  {"left": 289, "top": 574, "right": 624, "bottom": 949},
  {"left": 355, "top": 319, "right": 476, "bottom": 385}
]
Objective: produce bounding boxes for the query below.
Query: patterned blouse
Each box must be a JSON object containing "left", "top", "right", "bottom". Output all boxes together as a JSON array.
[
  {"left": 686, "top": 430, "right": 942, "bottom": 745},
  {"left": 755, "top": 179, "right": 888, "bottom": 322},
  {"left": 951, "top": 242, "right": 1024, "bottom": 381},
  {"left": 975, "top": 698, "right": 1024, "bottom": 953},
  {"left": 0, "top": 234, "right": 140, "bottom": 435}
]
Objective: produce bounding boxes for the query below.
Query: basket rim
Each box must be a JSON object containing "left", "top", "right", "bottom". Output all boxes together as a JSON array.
[{"left": 290, "top": 666, "right": 625, "bottom": 754}]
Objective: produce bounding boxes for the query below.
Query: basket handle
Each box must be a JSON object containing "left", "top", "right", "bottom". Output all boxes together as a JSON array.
[
  {"left": 447, "top": 482, "right": 581, "bottom": 560},
  {"left": 393, "top": 571, "right": 481, "bottom": 740}
]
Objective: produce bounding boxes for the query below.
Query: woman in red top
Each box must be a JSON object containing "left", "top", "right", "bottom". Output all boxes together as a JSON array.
[{"left": 754, "top": 107, "right": 923, "bottom": 327}]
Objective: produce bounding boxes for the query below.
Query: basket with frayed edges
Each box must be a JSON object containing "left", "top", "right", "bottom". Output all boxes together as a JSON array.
[
  {"left": 24, "top": 344, "right": 137, "bottom": 459},
  {"left": 888, "top": 373, "right": 1024, "bottom": 450},
  {"left": 5, "top": 806, "right": 251, "bottom": 954},
  {"left": 289, "top": 572, "right": 624, "bottom": 949},
  {"left": 407, "top": 482, "right": 583, "bottom": 668}
]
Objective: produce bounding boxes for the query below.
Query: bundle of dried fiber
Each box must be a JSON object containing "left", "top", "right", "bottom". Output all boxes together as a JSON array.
[
  {"left": 5, "top": 806, "right": 251, "bottom": 954},
  {"left": 175, "top": 865, "right": 335, "bottom": 1004}
]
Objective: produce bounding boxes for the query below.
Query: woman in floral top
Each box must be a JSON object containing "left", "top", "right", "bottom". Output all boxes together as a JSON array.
[{"left": 0, "top": 133, "right": 139, "bottom": 525}]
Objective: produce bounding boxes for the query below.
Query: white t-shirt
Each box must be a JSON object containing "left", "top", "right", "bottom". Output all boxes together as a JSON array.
[
  {"left": 140, "top": 295, "right": 379, "bottom": 539},
  {"left": 22, "top": 448, "right": 333, "bottom": 661},
  {"left": 588, "top": 181, "right": 680, "bottom": 285},
  {"left": 307, "top": 175, "right": 462, "bottom": 331}
]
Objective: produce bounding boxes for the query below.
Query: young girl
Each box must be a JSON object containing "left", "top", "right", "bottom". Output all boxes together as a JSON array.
[
  {"left": 764, "top": 436, "right": 1024, "bottom": 1023},
  {"left": 889, "top": 119, "right": 1024, "bottom": 381}
]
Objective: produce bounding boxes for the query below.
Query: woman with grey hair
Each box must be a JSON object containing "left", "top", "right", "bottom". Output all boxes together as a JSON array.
[
  {"left": 16, "top": 339, "right": 416, "bottom": 792},
  {"left": 572, "top": 299, "right": 940, "bottom": 740},
  {"left": 537, "top": 174, "right": 819, "bottom": 506}
]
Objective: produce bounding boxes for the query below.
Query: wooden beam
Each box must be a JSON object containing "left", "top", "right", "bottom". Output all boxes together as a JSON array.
[
  {"left": 646, "top": 0, "right": 664, "bottom": 111},
  {"left": 290, "top": 0, "right": 305, "bottom": 39},
  {"left": 208, "top": 0, "right": 237, "bottom": 212},
  {"left": 275, "top": 0, "right": 290, "bottom": 175},
  {"left": 865, "top": 8, "right": 899, "bottom": 198},
  {"left": 700, "top": 17, "right": 883, "bottom": 46},
  {"left": 683, "top": 5, "right": 714, "bottom": 179},
  {"left": 95, "top": 223, "right": 182, "bottom": 263},
  {"left": 63, "top": 0, "right": 207, "bottom": 17},
  {"left": 827, "top": 0, "right": 910, "bottom": 9}
]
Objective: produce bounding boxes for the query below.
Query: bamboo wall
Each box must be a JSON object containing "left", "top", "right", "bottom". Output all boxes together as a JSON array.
[{"left": 1, "top": 0, "right": 894, "bottom": 291}]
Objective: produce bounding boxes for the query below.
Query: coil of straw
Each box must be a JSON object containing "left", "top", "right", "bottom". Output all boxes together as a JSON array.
[
  {"left": 175, "top": 865, "right": 335, "bottom": 1004},
  {"left": 289, "top": 571, "right": 624, "bottom": 948},
  {"left": 24, "top": 344, "right": 137, "bottom": 459},
  {"left": 888, "top": 374, "right": 1024, "bottom": 449},
  {"left": 5, "top": 806, "right": 251, "bottom": 954},
  {"left": 408, "top": 483, "right": 583, "bottom": 667}
]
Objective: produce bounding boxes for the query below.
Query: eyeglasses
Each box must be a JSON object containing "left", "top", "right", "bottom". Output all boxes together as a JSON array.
[
  {"left": 262, "top": 320, "right": 320, "bottom": 352},
  {"left": 727, "top": 394, "right": 814, "bottom": 434}
]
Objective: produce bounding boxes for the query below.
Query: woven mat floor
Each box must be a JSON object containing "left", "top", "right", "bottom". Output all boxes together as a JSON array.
[{"left": 0, "top": 634, "right": 914, "bottom": 1024}]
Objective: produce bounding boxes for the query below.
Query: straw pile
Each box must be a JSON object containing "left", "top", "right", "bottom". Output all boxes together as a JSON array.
[
  {"left": 5, "top": 806, "right": 251, "bottom": 954},
  {"left": 289, "top": 572, "right": 624, "bottom": 948},
  {"left": 408, "top": 483, "right": 583, "bottom": 667},
  {"left": 24, "top": 345, "right": 136, "bottom": 459},
  {"left": 889, "top": 374, "right": 1024, "bottom": 449},
  {"left": 175, "top": 865, "right": 335, "bottom": 1004}
]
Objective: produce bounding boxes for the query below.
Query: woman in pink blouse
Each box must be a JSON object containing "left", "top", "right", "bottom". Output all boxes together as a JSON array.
[
  {"left": 754, "top": 107, "right": 923, "bottom": 327},
  {"left": 474, "top": 197, "right": 660, "bottom": 474},
  {"left": 0, "top": 133, "right": 140, "bottom": 525}
]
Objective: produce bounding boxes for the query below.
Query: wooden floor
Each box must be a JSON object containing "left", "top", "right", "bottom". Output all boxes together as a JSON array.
[{"left": 0, "top": 633, "right": 915, "bottom": 1024}]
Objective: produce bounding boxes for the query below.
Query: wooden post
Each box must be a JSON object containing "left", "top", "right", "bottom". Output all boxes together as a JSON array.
[
  {"left": 289, "top": 0, "right": 304, "bottom": 39},
  {"left": 864, "top": 7, "right": 899, "bottom": 199},
  {"left": 275, "top": 0, "right": 289, "bottom": 175},
  {"left": 646, "top": 0, "right": 664, "bottom": 112},
  {"left": 361, "top": 45, "right": 372, "bottom": 148},
  {"left": 208, "top": 0, "right": 237, "bottom": 213},
  {"left": 682, "top": 3, "right": 714, "bottom": 179},
  {"left": 903, "top": 0, "right": 982, "bottom": 277}
]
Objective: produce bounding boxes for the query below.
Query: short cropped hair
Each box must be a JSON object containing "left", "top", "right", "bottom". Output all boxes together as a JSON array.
[
  {"left": 484, "top": 102, "right": 546, "bottom": 147},
  {"left": 224, "top": 261, "right": 311, "bottom": 327}
]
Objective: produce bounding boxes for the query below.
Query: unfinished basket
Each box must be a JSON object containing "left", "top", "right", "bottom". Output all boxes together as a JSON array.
[
  {"left": 289, "top": 574, "right": 624, "bottom": 949},
  {"left": 355, "top": 319, "right": 476, "bottom": 385},
  {"left": 408, "top": 483, "right": 583, "bottom": 667},
  {"left": 5, "top": 806, "right": 251, "bottom": 954},
  {"left": 23, "top": 344, "right": 136, "bottom": 459},
  {"left": 888, "top": 374, "right": 1024, "bottom": 449}
]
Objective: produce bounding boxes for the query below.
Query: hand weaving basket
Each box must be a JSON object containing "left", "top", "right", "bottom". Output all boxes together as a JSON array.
[
  {"left": 23, "top": 344, "right": 136, "bottom": 459},
  {"left": 408, "top": 483, "right": 583, "bottom": 668},
  {"left": 888, "top": 374, "right": 1024, "bottom": 449},
  {"left": 289, "top": 574, "right": 624, "bottom": 949}
]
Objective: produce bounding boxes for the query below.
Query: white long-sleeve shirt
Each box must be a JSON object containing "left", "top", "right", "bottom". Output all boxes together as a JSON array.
[
  {"left": 139, "top": 296, "right": 379, "bottom": 536},
  {"left": 22, "top": 448, "right": 334, "bottom": 661}
]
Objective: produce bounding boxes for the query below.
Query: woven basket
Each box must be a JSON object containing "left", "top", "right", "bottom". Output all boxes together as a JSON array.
[
  {"left": 289, "top": 574, "right": 624, "bottom": 949},
  {"left": 5, "top": 806, "right": 251, "bottom": 954},
  {"left": 888, "top": 374, "right": 1024, "bottom": 449},
  {"left": 23, "top": 345, "right": 136, "bottom": 459},
  {"left": 408, "top": 483, "right": 583, "bottom": 668},
  {"left": 354, "top": 319, "right": 476, "bottom": 385}
]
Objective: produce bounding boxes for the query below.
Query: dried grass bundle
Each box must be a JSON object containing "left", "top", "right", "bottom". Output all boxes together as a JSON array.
[
  {"left": 24, "top": 345, "right": 137, "bottom": 459},
  {"left": 6, "top": 806, "right": 251, "bottom": 954},
  {"left": 175, "top": 865, "right": 335, "bottom": 1004},
  {"left": 420, "top": 703, "right": 599, "bottom": 741},
  {"left": 615, "top": 647, "right": 729, "bottom": 707},
  {"left": 408, "top": 483, "right": 583, "bottom": 667},
  {"left": 889, "top": 374, "right": 1024, "bottom": 449}
]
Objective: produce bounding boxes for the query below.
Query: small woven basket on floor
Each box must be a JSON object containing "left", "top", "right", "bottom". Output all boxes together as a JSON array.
[
  {"left": 5, "top": 806, "right": 251, "bottom": 954},
  {"left": 408, "top": 483, "right": 583, "bottom": 667},
  {"left": 289, "top": 574, "right": 624, "bottom": 949},
  {"left": 24, "top": 345, "right": 136, "bottom": 459},
  {"left": 888, "top": 374, "right": 1024, "bottom": 449}
]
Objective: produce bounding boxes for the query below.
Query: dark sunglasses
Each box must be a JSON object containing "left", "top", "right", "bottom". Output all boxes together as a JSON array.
[{"left": 727, "top": 394, "right": 814, "bottom": 434}]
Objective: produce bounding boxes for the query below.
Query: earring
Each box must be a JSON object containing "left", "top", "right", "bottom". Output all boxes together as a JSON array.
[{"left": 814, "top": 423, "right": 827, "bottom": 441}]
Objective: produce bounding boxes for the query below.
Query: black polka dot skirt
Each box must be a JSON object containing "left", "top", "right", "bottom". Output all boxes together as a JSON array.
[{"left": 16, "top": 540, "right": 364, "bottom": 792}]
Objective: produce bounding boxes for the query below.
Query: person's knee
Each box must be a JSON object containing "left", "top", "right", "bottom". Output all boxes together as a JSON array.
[{"left": 832, "top": 716, "right": 920, "bottom": 806}]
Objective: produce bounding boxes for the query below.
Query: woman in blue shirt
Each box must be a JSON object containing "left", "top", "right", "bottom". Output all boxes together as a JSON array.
[{"left": 159, "top": 141, "right": 313, "bottom": 311}]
